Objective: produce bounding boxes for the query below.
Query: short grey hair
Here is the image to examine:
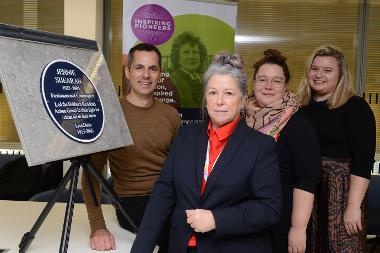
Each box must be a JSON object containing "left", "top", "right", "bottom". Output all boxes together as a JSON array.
[
  {"left": 202, "top": 52, "right": 248, "bottom": 120},
  {"left": 203, "top": 53, "right": 247, "bottom": 96}
]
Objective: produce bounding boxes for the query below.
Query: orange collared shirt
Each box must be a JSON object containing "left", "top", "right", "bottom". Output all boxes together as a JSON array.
[{"left": 188, "top": 116, "right": 240, "bottom": 247}]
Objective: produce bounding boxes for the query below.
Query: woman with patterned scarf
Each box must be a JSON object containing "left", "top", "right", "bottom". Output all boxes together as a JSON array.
[{"left": 245, "top": 49, "right": 322, "bottom": 253}]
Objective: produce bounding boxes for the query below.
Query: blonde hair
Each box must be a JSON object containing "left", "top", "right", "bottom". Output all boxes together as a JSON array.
[{"left": 296, "top": 45, "right": 354, "bottom": 109}]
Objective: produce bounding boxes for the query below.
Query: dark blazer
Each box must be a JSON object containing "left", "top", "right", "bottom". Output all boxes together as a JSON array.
[{"left": 131, "top": 119, "right": 282, "bottom": 253}]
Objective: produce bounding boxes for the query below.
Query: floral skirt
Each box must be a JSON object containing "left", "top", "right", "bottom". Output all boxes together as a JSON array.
[{"left": 311, "top": 158, "right": 367, "bottom": 253}]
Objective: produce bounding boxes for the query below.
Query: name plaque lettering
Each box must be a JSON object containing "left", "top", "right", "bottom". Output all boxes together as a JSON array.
[{"left": 41, "top": 60, "right": 104, "bottom": 143}]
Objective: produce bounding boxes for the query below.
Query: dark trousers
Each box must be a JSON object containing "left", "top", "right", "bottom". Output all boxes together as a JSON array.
[{"left": 115, "top": 195, "right": 169, "bottom": 253}]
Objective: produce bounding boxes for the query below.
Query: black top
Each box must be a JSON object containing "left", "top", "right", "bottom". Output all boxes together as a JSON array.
[
  {"left": 276, "top": 111, "right": 321, "bottom": 194},
  {"left": 271, "top": 111, "right": 321, "bottom": 251},
  {"left": 300, "top": 95, "right": 376, "bottom": 179}
]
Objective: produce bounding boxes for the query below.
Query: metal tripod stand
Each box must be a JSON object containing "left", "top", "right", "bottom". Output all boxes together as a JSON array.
[{"left": 18, "top": 156, "right": 137, "bottom": 253}]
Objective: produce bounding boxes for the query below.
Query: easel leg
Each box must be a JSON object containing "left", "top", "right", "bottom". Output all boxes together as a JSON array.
[
  {"left": 59, "top": 159, "right": 80, "bottom": 253},
  {"left": 82, "top": 163, "right": 99, "bottom": 207},
  {"left": 18, "top": 160, "right": 80, "bottom": 253}
]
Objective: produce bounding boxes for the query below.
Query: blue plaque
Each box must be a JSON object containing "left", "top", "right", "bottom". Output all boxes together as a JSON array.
[{"left": 41, "top": 60, "right": 104, "bottom": 143}]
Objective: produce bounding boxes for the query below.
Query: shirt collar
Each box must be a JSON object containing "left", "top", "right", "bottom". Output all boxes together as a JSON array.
[{"left": 207, "top": 116, "right": 241, "bottom": 141}]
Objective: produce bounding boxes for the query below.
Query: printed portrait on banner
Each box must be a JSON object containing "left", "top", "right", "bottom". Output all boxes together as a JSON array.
[{"left": 123, "top": 0, "right": 237, "bottom": 123}]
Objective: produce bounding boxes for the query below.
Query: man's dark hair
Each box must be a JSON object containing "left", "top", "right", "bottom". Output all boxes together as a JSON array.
[{"left": 128, "top": 43, "right": 162, "bottom": 70}]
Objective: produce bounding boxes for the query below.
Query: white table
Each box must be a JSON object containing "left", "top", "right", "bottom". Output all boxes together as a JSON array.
[{"left": 0, "top": 200, "right": 135, "bottom": 253}]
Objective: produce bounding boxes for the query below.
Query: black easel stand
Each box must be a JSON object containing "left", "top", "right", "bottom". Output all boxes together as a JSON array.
[{"left": 18, "top": 156, "right": 137, "bottom": 253}]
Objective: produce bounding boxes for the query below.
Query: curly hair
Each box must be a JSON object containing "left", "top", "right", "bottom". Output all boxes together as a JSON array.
[{"left": 170, "top": 31, "right": 208, "bottom": 73}]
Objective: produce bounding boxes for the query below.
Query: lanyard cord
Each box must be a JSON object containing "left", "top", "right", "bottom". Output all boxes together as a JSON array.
[{"left": 203, "top": 140, "right": 223, "bottom": 182}]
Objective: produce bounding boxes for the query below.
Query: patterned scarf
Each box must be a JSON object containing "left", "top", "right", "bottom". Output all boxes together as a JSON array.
[{"left": 245, "top": 91, "right": 300, "bottom": 141}]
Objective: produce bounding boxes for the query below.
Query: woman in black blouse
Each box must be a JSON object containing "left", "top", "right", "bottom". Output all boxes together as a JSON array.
[
  {"left": 298, "top": 45, "right": 376, "bottom": 253},
  {"left": 245, "top": 49, "right": 321, "bottom": 253}
]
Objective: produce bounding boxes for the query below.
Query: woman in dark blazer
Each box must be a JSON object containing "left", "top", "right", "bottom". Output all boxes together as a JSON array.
[{"left": 131, "top": 53, "right": 282, "bottom": 253}]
